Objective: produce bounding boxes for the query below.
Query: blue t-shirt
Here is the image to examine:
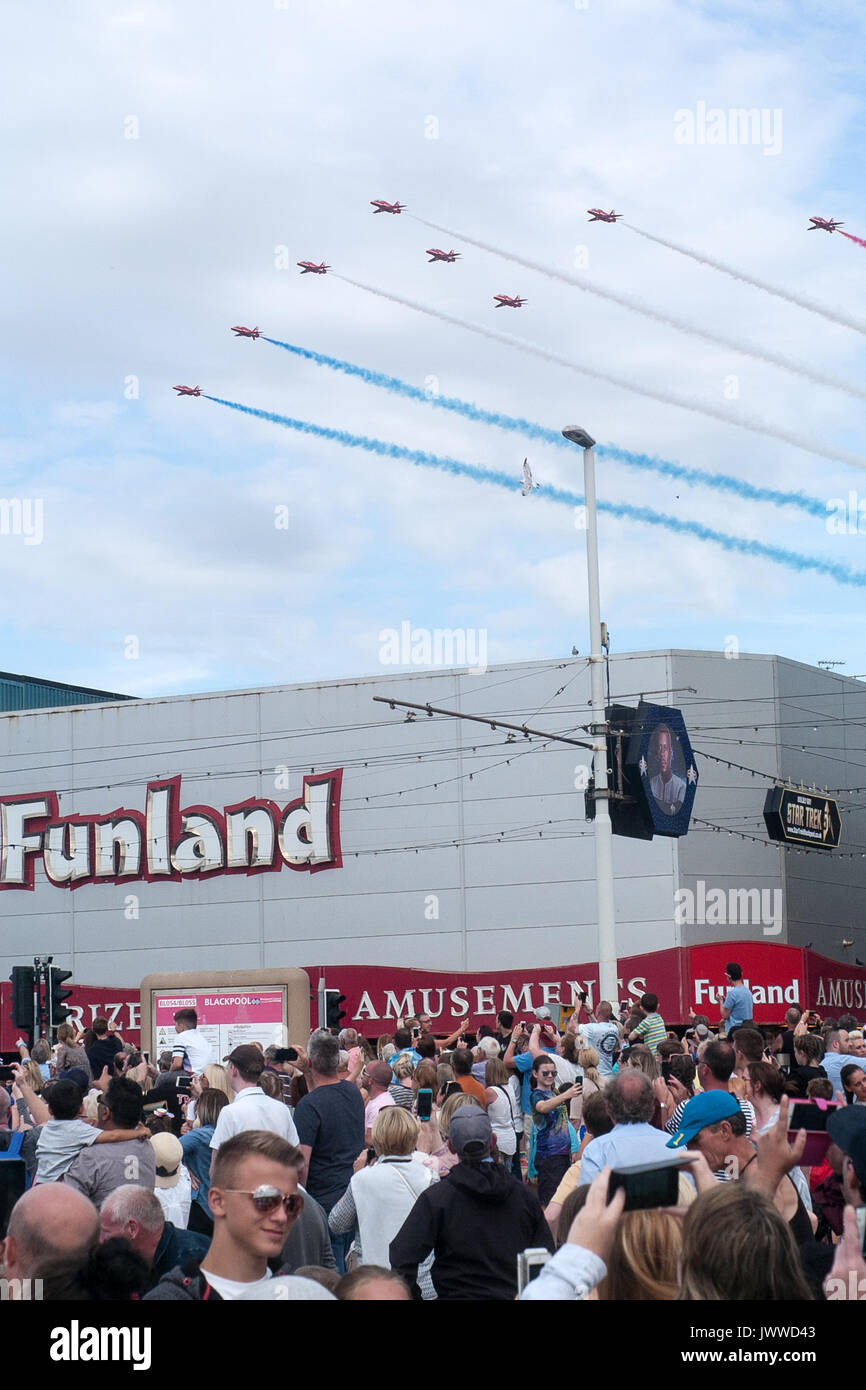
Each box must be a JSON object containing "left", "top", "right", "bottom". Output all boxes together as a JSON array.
[
  {"left": 389, "top": 1048, "right": 421, "bottom": 1074},
  {"left": 723, "top": 985, "right": 754, "bottom": 1033},
  {"left": 531, "top": 1089, "right": 571, "bottom": 1158}
]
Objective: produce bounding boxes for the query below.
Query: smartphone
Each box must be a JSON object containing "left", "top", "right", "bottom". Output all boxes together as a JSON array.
[
  {"left": 789, "top": 1101, "right": 835, "bottom": 1132},
  {"left": 856, "top": 1207, "right": 866, "bottom": 1257},
  {"left": 788, "top": 1100, "right": 838, "bottom": 1165},
  {"left": 557, "top": 1080, "right": 581, "bottom": 1096},
  {"left": 274, "top": 1047, "right": 299, "bottom": 1064},
  {"left": 0, "top": 1066, "right": 14, "bottom": 1085},
  {"left": 607, "top": 1154, "right": 697, "bottom": 1211},
  {"left": 661, "top": 1060, "right": 672, "bottom": 1083},
  {"left": 517, "top": 1248, "right": 550, "bottom": 1294},
  {"left": 416, "top": 1087, "right": 433, "bottom": 1121},
  {"left": 142, "top": 1050, "right": 150, "bottom": 1064},
  {"left": 777, "top": 1052, "right": 790, "bottom": 1073}
]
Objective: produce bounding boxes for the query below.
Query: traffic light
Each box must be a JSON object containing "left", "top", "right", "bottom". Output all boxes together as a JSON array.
[
  {"left": 10, "top": 966, "right": 37, "bottom": 1038},
  {"left": 47, "top": 965, "right": 74, "bottom": 1029},
  {"left": 325, "top": 990, "right": 347, "bottom": 1031}
]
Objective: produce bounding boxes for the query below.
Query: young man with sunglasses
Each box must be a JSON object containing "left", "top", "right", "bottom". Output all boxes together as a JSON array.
[{"left": 145, "top": 1130, "right": 305, "bottom": 1300}]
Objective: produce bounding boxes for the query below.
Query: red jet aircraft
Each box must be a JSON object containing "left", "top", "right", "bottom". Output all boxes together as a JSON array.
[
  {"left": 426, "top": 248, "right": 461, "bottom": 262},
  {"left": 808, "top": 216, "right": 844, "bottom": 233},
  {"left": 371, "top": 200, "right": 405, "bottom": 214},
  {"left": 493, "top": 294, "right": 527, "bottom": 308},
  {"left": 297, "top": 261, "right": 330, "bottom": 274},
  {"left": 173, "top": 386, "right": 201, "bottom": 396},
  {"left": 587, "top": 208, "right": 622, "bottom": 223},
  {"left": 231, "top": 325, "right": 260, "bottom": 338}
]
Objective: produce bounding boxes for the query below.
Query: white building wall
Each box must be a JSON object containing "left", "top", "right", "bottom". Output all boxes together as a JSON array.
[{"left": 0, "top": 651, "right": 863, "bottom": 987}]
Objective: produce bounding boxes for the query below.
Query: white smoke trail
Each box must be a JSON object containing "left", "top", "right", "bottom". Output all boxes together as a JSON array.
[
  {"left": 408, "top": 214, "right": 866, "bottom": 401},
  {"left": 623, "top": 222, "right": 866, "bottom": 336},
  {"left": 332, "top": 274, "right": 866, "bottom": 471}
]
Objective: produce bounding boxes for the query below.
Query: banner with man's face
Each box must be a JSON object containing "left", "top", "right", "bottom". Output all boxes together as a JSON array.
[{"left": 630, "top": 702, "right": 699, "bottom": 837}]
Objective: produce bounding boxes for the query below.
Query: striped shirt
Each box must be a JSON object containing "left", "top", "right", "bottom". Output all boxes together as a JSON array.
[
  {"left": 631, "top": 1012, "right": 667, "bottom": 1055},
  {"left": 665, "top": 1094, "right": 755, "bottom": 1138}
]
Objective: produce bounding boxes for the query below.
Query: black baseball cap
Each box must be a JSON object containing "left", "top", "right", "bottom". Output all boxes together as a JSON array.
[{"left": 827, "top": 1104, "right": 866, "bottom": 1188}]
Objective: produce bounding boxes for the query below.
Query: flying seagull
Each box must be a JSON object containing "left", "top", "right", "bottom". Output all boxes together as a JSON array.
[{"left": 521, "top": 458, "right": 538, "bottom": 496}]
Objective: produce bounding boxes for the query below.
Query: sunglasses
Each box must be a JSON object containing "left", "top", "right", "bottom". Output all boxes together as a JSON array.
[{"left": 222, "top": 1185, "right": 303, "bottom": 1215}]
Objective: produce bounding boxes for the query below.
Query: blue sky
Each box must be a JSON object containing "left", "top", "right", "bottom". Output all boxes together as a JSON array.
[{"left": 3, "top": 0, "right": 866, "bottom": 696}]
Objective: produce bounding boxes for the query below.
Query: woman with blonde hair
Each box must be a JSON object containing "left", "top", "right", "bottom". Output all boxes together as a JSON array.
[
  {"left": 578, "top": 1047, "right": 602, "bottom": 1097},
  {"left": 597, "top": 1208, "right": 683, "bottom": 1300},
  {"left": 329, "top": 1106, "right": 437, "bottom": 1296},
  {"left": 197, "top": 1063, "right": 233, "bottom": 1104},
  {"left": 388, "top": 1054, "right": 416, "bottom": 1110}
]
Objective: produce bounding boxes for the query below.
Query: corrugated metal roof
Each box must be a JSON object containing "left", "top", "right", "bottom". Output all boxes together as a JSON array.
[{"left": 0, "top": 671, "right": 133, "bottom": 712}]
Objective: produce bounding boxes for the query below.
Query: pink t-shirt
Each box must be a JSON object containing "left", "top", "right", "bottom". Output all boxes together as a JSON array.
[{"left": 364, "top": 1090, "right": 395, "bottom": 1132}]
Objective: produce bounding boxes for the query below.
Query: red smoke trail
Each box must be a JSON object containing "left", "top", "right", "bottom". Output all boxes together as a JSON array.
[{"left": 839, "top": 230, "right": 866, "bottom": 249}]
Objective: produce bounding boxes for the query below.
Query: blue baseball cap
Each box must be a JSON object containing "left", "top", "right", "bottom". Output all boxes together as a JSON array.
[{"left": 667, "top": 1091, "right": 741, "bottom": 1148}]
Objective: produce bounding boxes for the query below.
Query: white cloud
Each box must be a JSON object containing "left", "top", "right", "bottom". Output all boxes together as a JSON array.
[{"left": 2, "top": 0, "right": 865, "bottom": 692}]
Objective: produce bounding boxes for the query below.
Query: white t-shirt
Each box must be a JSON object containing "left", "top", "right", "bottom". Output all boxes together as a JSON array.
[
  {"left": 209, "top": 1087, "right": 299, "bottom": 1150},
  {"left": 155, "top": 1168, "right": 192, "bottom": 1230},
  {"left": 201, "top": 1267, "right": 273, "bottom": 1300},
  {"left": 171, "top": 1028, "right": 213, "bottom": 1075},
  {"left": 581, "top": 1022, "right": 620, "bottom": 1076}
]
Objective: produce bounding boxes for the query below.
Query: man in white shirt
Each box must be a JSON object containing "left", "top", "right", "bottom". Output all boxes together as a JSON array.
[
  {"left": 209, "top": 1045, "right": 299, "bottom": 1167},
  {"left": 169, "top": 1009, "right": 213, "bottom": 1075},
  {"left": 577, "top": 1001, "right": 620, "bottom": 1081}
]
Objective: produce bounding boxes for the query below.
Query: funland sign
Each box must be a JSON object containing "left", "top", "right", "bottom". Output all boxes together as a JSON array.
[{"left": 0, "top": 771, "right": 343, "bottom": 890}]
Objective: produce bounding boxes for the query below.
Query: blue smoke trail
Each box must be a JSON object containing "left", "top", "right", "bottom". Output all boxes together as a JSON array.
[
  {"left": 262, "top": 338, "right": 827, "bottom": 520},
  {"left": 203, "top": 395, "right": 866, "bottom": 589}
]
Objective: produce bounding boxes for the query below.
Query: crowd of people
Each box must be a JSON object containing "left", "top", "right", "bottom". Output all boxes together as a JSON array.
[{"left": 3, "top": 968, "right": 866, "bottom": 1302}]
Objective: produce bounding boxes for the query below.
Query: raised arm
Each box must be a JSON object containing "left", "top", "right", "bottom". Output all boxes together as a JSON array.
[{"left": 9, "top": 1065, "right": 49, "bottom": 1125}]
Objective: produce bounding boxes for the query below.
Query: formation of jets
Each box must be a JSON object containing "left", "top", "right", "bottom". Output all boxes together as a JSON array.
[
  {"left": 587, "top": 208, "right": 622, "bottom": 223},
  {"left": 297, "top": 261, "right": 330, "bottom": 274},
  {"left": 173, "top": 385, "right": 201, "bottom": 396},
  {"left": 426, "top": 248, "right": 461, "bottom": 262},
  {"left": 231, "top": 325, "right": 260, "bottom": 338},
  {"left": 371, "top": 199, "right": 405, "bottom": 214},
  {"left": 493, "top": 293, "right": 527, "bottom": 308},
  {"left": 808, "top": 216, "right": 844, "bottom": 233}
]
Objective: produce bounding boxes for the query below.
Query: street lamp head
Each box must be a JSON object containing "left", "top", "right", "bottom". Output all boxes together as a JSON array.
[{"left": 562, "top": 426, "right": 596, "bottom": 449}]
